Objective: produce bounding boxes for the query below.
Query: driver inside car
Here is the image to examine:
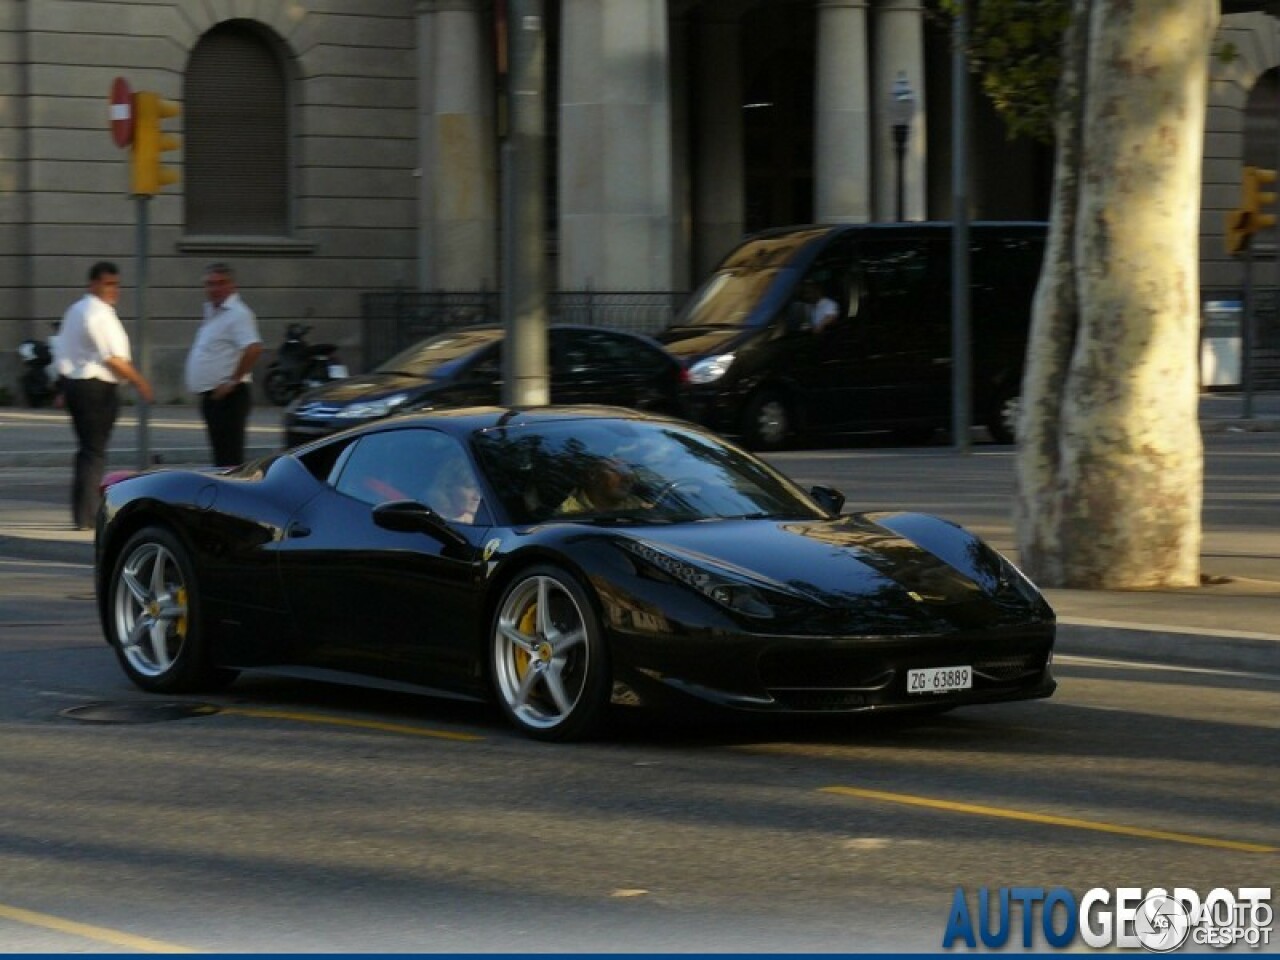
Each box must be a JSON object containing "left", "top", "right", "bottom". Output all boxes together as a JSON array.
[{"left": 557, "top": 457, "right": 650, "bottom": 515}]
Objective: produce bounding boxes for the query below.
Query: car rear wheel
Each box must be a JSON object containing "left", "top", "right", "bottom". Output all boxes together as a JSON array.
[
  {"left": 742, "top": 390, "right": 793, "bottom": 450},
  {"left": 490, "top": 566, "right": 610, "bottom": 741},
  {"left": 264, "top": 369, "right": 294, "bottom": 406},
  {"left": 986, "top": 390, "right": 1021, "bottom": 445},
  {"left": 107, "top": 526, "right": 237, "bottom": 693}
]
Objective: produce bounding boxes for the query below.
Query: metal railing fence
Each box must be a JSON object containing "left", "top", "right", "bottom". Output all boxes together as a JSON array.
[{"left": 360, "top": 289, "right": 687, "bottom": 369}]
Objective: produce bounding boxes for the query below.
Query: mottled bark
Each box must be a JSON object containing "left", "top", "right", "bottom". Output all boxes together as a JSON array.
[{"left": 1015, "top": 0, "right": 1213, "bottom": 589}]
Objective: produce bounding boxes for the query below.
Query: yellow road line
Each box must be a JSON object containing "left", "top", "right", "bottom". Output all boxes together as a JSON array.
[
  {"left": 217, "top": 705, "right": 484, "bottom": 742},
  {"left": 0, "top": 902, "right": 195, "bottom": 953},
  {"left": 821, "top": 785, "right": 1278, "bottom": 854}
]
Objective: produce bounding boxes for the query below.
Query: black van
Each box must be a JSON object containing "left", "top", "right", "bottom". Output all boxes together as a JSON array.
[{"left": 657, "top": 221, "right": 1046, "bottom": 448}]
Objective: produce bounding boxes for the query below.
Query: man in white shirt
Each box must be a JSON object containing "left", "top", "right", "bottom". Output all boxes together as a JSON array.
[
  {"left": 55, "top": 261, "right": 154, "bottom": 529},
  {"left": 184, "top": 263, "right": 263, "bottom": 466}
]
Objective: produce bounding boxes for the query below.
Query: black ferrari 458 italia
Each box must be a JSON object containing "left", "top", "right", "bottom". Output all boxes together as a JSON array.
[{"left": 95, "top": 406, "right": 1055, "bottom": 740}]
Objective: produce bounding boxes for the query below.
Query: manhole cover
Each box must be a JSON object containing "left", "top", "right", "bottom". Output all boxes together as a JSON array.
[{"left": 61, "top": 701, "right": 220, "bottom": 724}]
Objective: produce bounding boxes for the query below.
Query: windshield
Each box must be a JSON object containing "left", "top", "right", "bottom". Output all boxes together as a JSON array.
[
  {"left": 376, "top": 328, "right": 503, "bottom": 377},
  {"left": 471, "top": 419, "right": 826, "bottom": 525},
  {"left": 673, "top": 227, "right": 831, "bottom": 328}
]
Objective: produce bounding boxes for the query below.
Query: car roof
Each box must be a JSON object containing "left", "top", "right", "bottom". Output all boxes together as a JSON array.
[{"left": 335, "top": 404, "right": 681, "bottom": 440}]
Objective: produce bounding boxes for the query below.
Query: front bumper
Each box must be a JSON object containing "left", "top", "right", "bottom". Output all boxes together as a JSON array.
[{"left": 610, "top": 623, "right": 1056, "bottom": 714}]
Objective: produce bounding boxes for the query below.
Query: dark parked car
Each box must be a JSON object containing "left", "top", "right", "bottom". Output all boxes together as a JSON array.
[
  {"left": 96, "top": 406, "right": 1056, "bottom": 742},
  {"left": 658, "top": 222, "right": 1047, "bottom": 449},
  {"left": 283, "top": 324, "right": 686, "bottom": 447}
]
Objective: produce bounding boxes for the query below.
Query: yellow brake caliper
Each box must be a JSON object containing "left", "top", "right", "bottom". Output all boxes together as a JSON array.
[
  {"left": 514, "top": 602, "right": 537, "bottom": 679},
  {"left": 175, "top": 586, "right": 188, "bottom": 638}
]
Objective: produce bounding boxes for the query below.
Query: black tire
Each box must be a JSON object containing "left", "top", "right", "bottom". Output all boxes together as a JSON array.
[
  {"left": 264, "top": 369, "right": 294, "bottom": 406},
  {"left": 106, "top": 526, "right": 237, "bottom": 693},
  {"left": 741, "top": 390, "right": 793, "bottom": 451},
  {"left": 986, "top": 389, "right": 1021, "bottom": 445},
  {"left": 490, "top": 565, "right": 611, "bottom": 741}
]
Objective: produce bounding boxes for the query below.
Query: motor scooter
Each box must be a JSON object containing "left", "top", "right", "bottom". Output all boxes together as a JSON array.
[
  {"left": 17, "top": 323, "right": 59, "bottom": 407},
  {"left": 263, "top": 323, "right": 347, "bottom": 406}
]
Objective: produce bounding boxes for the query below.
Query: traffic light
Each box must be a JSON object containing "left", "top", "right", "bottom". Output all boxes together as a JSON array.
[
  {"left": 1224, "top": 165, "right": 1277, "bottom": 255},
  {"left": 130, "top": 92, "right": 181, "bottom": 196}
]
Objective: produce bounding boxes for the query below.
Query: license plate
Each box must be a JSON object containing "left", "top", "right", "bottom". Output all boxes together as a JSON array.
[
  {"left": 327, "top": 363, "right": 349, "bottom": 378},
  {"left": 908, "top": 665, "right": 972, "bottom": 695}
]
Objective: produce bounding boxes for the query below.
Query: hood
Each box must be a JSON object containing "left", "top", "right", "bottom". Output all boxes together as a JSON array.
[
  {"left": 294, "top": 372, "right": 435, "bottom": 407},
  {"left": 655, "top": 325, "right": 752, "bottom": 362},
  {"left": 618, "top": 513, "right": 1044, "bottom": 634}
]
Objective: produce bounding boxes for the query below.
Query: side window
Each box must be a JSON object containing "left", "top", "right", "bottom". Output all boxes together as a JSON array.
[
  {"left": 465, "top": 343, "right": 502, "bottom": 382},
  {"left": 331, "top": 429, "right": 488, "bottom": 525},
  {"left": 559, "top": 330, "right": 662, "bottom": 376},
  {"left": 854, "top": 236, "right": 950, "bottom": 338},
  {"left": 971, "top": 233, "right": 1046, "bottom": 337},
  {"left": 791, "top": 237, "right": 856, "bottom": 332}
]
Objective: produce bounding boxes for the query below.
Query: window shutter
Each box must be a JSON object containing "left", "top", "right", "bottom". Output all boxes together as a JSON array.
[{"left": 185, "top": 23, "right": 289, "bottom": 236}]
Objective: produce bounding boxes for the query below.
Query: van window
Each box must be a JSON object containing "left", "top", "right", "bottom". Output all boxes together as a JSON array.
[
  {"left": 971, "top": 233, "right": 1045, "bottom": 337},
  {"left": 854, "top": 236, "right": 951, "bottom": 341}
]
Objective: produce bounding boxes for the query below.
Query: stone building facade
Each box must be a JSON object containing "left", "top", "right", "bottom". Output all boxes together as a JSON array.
[
  {"left": 0, "top": 0, "right": 1274, "bottom": 402},
  {"left": 1, "top": 0, "right": 419, "bottom": 402}
]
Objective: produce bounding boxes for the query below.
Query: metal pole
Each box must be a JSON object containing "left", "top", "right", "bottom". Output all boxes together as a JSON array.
[
  {"left": 1243, "top": 240, "right": 1256, "bottom": 420},
  {"left": 135, "top": 195, "right": 151, "bottom": 468},
  {"left": 893, "top": 125, "right": 907, "bottom": 222},
  {"left": 502, "top": 0, "right": 548, "bottom": 407},
  {"left": 951, "top": 1, "right": 971, "bottom": 454}
]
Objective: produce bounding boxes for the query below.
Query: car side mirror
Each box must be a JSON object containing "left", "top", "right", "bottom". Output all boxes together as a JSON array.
[
  {"left": 372, "top": 499, "right": 468, "bottom": 547},
  {"left": 809, "top": 484, "right": 846, "bottom": 516}
]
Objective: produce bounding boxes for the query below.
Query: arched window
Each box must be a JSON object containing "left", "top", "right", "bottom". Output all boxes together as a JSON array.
[{"left": 184, "top": 21, "right": 290, "bottom": 237}]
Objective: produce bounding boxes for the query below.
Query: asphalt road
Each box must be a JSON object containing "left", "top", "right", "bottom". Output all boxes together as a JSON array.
[
  {"left": 0, "top": 428, "right": 1275, "bottom": 951},
  {"left": 0, "top": 556, "right": 1276, "bottom": 951}
]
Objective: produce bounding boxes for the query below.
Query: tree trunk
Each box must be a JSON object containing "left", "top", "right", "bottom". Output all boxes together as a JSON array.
[{"left": 1015, "top": 0, "right": 1214, "bottom": 589}]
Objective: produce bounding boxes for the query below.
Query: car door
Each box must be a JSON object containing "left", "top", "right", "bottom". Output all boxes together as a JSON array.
[
  {"left": 812, "top": 233, "right": 952, "bottom": 429},
  {"left": 549, "top": 328, "right": 679, "bottom": 411},
  {"left": 275, "top": 427, "right": 490, "bottom": 691}
]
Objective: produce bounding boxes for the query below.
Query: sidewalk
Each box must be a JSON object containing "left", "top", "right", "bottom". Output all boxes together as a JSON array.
[{"left": 2, "top": 394, "right": 1277, "bottom": 674}]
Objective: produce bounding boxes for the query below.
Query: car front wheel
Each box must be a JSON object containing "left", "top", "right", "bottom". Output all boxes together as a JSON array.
[
  {"left": 742, "top": 390, "right": 793, "bottom": 450},
  {"left": 491, "top": 566, "right": 611, "bottom": 741},
  {"left": 987, "top": 390, "right": 1021, "bottom": 445},
  {"left": 107, "top": 526, "right": 236, "bottom": 693}
]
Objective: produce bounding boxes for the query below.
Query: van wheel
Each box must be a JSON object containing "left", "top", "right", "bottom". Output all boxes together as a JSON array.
[
  {"left": 987, "top": 391, "right": 1020, "bottom": 445},
  {"left": 742, "top": 391, "right": 793, "bottom": 450}
]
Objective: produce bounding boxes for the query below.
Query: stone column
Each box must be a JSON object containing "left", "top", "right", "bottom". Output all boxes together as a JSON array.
[
  {"left": 558, "top": 0, "right": 673, "bottom": 290},
  {"left": 418, "top": 0, "right": 497, "bottom": 290},
  {"left": 693, "top": 7, "right": 746, "bottom": 278},
  {"left": 815, "top": 0, "right": 871, "bottom": 223},
  {"left": 873, "top": 0, "right": 927, "bottom": 221},
  {"left": 415, "top": 2, "right": 437, "bottom": 290}
]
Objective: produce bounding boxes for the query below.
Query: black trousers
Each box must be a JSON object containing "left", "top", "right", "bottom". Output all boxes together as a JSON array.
[
  {"left": 200, "top": 382, "right": 251, "bottom": 466},
  {"left": 63, "top": 378, "right": 119, "bottom": 528}
]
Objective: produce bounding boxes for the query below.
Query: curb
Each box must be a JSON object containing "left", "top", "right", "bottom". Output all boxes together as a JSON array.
[
  {"left": 0, "top": 445, "right": 279, "bottom": 469},
  {"left": 1199, "top": 418, "right": 1280, "bottom": 433},
  {"left": 0, "top": 535, "right": 92, "bottom": 566},
  {"left": 1055, "top": 623, "right": 1278, "bottom": 675}
]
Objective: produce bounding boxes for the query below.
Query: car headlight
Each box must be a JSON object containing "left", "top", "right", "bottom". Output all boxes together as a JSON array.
[
  {"left": 622, "top": 540, "right": 774, "bottom": 619},
  {"left": 687, "top": 353, "right": 735, "bottom": 385},
  {"left": 334, "top": 393, "right": 411, "bottom": 419}
]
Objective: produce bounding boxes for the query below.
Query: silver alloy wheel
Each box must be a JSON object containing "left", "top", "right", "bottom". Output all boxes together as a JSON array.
[
  {"left": 1000, "top": 395, "right": 1021, "bottom": 442},
  {"left": 753, "top": 397, "right": 789, "bottom": 447},
  {"left": 112, "top": 540, "right": 190, "bottom": 678},
  {"left": 493, "top": 574, "right": 590, "bottom": 732}
]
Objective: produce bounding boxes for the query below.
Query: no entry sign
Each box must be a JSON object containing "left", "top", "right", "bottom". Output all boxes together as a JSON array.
[{"left": 110, "top": 76, "right": 133, "bottom": 148}]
